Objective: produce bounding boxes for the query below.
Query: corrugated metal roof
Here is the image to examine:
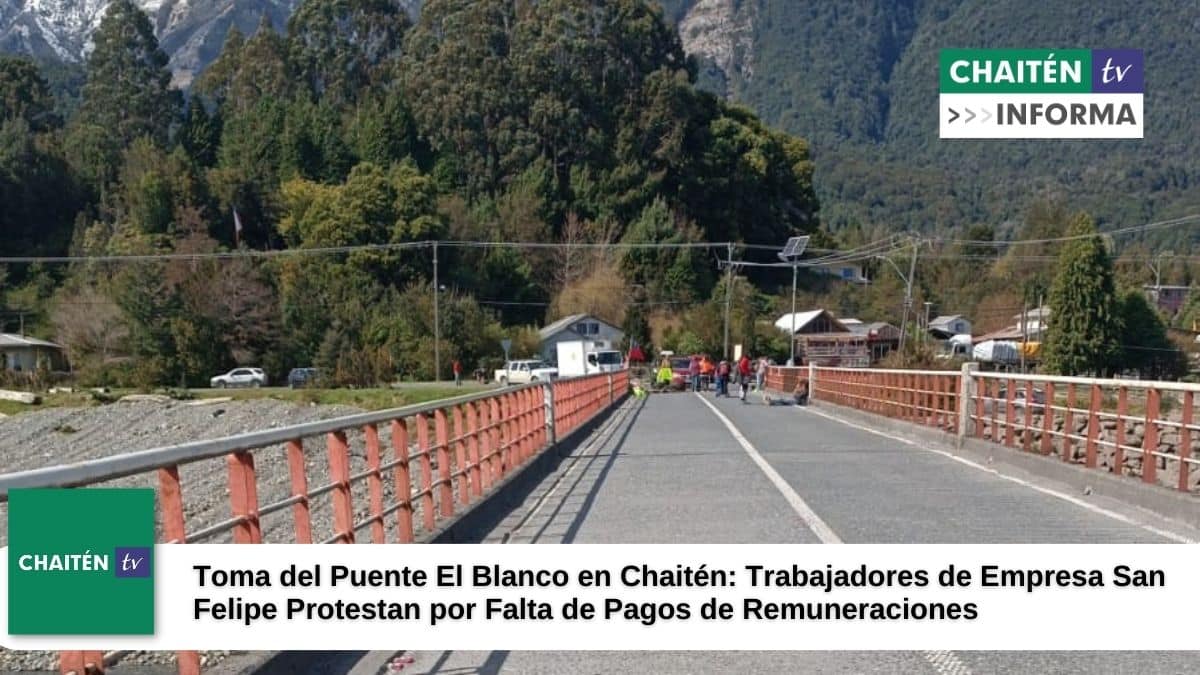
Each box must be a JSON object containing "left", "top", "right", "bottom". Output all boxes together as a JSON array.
[
  {"left": 774, "top": 310, "right": 825, "bottom": 333},
  {"left": 774, "top": 310, "right": 853, "bottom": 334},
  {"left": 930, "top": 315, "right": 963, "bottom": 327},
  {"left": 538, "top": 314, "right": 621, "bottom": 340},
  {"left": 0, "top": 334, "right": 62, "bottom": 349}
]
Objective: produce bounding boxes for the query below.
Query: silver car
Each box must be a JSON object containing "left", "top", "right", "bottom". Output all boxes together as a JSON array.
[{"left": 210, "top": 367, "right": 267, "bottom": 388}]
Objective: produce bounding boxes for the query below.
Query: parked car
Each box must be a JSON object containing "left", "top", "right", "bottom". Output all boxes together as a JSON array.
[
  {"left": 494, "top": 360, "right": 558, "bottom": 385},
  {"left": 668, "top": 356, "right": 694, "bottom": 390},
  {"left": 210, "top": 367, "right": 267, "bottom": 389},
  {"left": 287, "top": 367, "right": 322, "bottom": 389}
]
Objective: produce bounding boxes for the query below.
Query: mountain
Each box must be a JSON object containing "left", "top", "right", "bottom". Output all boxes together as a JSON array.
[
  {"left": 2, "top": 1, "right": 1196, "bottom": 241},
  {"left": 0, "top": 1, "right": 300, "bottom": 86},
  {"left": 663, "top": 1, "right": 1200, "bottom": 241},
  {"left": 0, "top": 0, "right": 418, "bottom": 87}
]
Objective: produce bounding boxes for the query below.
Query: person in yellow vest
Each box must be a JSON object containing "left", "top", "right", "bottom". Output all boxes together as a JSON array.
[{"left": 655, "top": 360, "right": 674, "bottom": 391}]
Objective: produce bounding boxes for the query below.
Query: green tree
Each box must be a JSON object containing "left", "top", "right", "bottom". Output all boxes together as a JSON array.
[
  {"left": 76, "top": 0, "right": 179, "bottom": 149},
  {"left": 620, "top": 198, "right": 712, "bottom": 303},
  {"left": 286, "top": 0, "right": 409, "bottom": 105},
  {"left": 1042, "top": 214, "right": 1122, "bottom": 376},
  {"left": 196, "top": 19, "right": 291, "bottom": 114},
  {"left": 179, "top": 97, "right": 221, "bottom": 167},
  {"left": 0, "top": 57, "right": 57, "bottom": 129},
  {"left": 1118, "top": 289, "right": 1186, "bottom": 380},
  {"left": 621, "top": 305, "right": 652, "bottom": 353},
  {"left": 0, "top": 118, "right": 81, "bottom": 261}
]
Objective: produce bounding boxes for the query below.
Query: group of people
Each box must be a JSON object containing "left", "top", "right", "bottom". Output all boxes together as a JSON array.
[
  {"left": 686, "top": 354, "right": 769, "bottom": 402},
  {"left": 639, "top": 352, "right": 808, "bottom": 406}
]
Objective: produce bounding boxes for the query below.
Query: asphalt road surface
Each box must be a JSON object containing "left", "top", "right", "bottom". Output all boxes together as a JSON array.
[{"left": 402, "top": 392, "right": 1199, "bottom": 675}]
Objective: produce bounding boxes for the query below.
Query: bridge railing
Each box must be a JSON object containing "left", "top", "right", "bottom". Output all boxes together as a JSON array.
[
  {"left": 968, "top": 370, "right": 1198, "bottom": 493},
  {"left": 812, "top": 366, "right": 960, "bottom": 434},
  {"left": 772, "top": 364, "right": 1199, "bottom": 496},
  {"left": 0, "top": 371, "right": 628, "bottom": 675}
]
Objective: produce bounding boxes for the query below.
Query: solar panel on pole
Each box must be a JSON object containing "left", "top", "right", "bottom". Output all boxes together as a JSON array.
[{"left": 779, "top": 236, "right": 810, "bottom": 260}]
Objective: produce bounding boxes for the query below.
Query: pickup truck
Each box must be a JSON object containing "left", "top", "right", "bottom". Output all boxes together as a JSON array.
[{"left": 494, "top": 360, "right": 558, "bottom": 385}]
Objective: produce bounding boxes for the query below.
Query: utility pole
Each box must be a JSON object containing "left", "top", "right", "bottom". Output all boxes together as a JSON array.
[
  {"left": 722, "top": 242, "right": 733, "bottom": 360},
  {"left": 895, "top": 237, "right": 919, "bottom": 355},
  {"left": 433, "top": 241, "right": 441, "bottom": 383},
  {"left": 1020, "top": 298, "right": 1029, "bottom": 374},
  {"left": 776, "top": 236, "right": 810, "bottom": 367},
  {"left": 790, "top": 263, "right": 799, "bottom": 366},
  {"left": 922, "top": 301, "right": 932, "bottom": 346}
]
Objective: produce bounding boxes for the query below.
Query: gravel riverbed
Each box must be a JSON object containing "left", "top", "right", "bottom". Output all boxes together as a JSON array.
[{"left": 0, "top": 398, "right": 437, "bottom": 673}]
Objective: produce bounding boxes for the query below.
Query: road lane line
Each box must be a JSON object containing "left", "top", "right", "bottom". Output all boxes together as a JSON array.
[
  {"left": 799, "top": 405, "right": 1197, "bottom": 544},
  {"left": 695, "top": 393, "right": 842, "bottom": 544},
  {"left": 701, "top": 396, "right": 975, "bottom": 673},
  {"left": 922, "top": 650, "right": 973, "bottom": 675}
]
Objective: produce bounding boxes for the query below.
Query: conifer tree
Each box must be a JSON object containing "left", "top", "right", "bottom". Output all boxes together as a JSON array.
[
  {"left": 1118, "top": 289, "right": 1186, "bottom": 380},
  {"left": 1043, "top": 213, "right": 1122, "bottom": 376},
  {"left": 179, "top": 97, "right": 220, "bottom": 167},
  {"left": 0, "top": 57, "right": 56, "bottom": 129},
  {"left": 76, "top": 0, "right": 178, "bottom": 147}
]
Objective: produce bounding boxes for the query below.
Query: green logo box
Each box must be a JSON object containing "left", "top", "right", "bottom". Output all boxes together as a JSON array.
[
  {"left": 7, "top": 488, "right": 155, "bottom": 635},
  {"left": 940, "top": 49, "right": 1093, "bottom": 93}
]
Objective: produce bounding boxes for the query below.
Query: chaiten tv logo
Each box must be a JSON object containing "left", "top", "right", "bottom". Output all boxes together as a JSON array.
[
  {"left": 939, "top": 48, "right": 1144, "bottom": 139},
  {"left": 7, "top": 489, "right": 155, "bottom": 635}
]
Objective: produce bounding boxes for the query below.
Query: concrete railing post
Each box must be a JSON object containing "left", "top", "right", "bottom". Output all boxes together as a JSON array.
[
  {"left": 958, "top": 362, "right": 978, "bottom": 446},
  {"left": 543, "top": 381, "right": 557, "bottom": 447},
  {"left": 808, "top": 363, "right": 817, "bottom": 401}
]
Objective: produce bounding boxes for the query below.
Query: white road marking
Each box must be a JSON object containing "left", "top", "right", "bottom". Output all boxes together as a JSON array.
[
  {"left": 922, "top": 650, "right": 973, "bottom": 675},
  {"left": 695, "top": 393, "right": 843, "bottom": 544},
  {"left": 700, "top": 395, "right": 973, "bottom": 672},
  {"left": 798, "top": 405, "right": 1197, "bottom": 545}
]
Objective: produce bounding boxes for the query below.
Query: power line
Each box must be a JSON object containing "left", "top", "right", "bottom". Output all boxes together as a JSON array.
[
  {"left": 931, "top": 213, "right": 1200, "bottom": 248},
  {"left": 0, "top": 241, "right": 433, "bottom": 264},
  {"left": 2, "top": 210, "right": 1196, "bottom": 266}
]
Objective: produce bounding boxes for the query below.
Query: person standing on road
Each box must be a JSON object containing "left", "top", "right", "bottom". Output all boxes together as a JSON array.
[
  {"left": 688, "top": 355, "right": 701, "bottom": 392},
  {"left": 715, "top": 359, "right": 731, "bottom": 397},
  {"left": 700, "top": 355, "right": 714, "bottom": 391},
  {"left": 452, "top": 359, "right": 463, "bottom": 387},
  {"left": 737, "top": 354, "right": 752, "bottom": 401},
  {"left": 655, "top": 359, "right": 674, "bottom": 391},
  {"left": 755, "top": 356, "right": 768, "bottom": 392}
]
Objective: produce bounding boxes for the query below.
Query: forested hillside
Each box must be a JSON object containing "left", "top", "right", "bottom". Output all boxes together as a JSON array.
[
  {"left": 661, "top": 1, "right": 1200, "bottom": 243},
  {"left": 0, "top": 0, "right": 817, "bottom": 386}
]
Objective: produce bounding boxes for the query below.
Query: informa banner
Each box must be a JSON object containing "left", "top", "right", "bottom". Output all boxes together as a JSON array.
[
  {"left": 939, "top": 49, "right": 1144, "bottom": 138},
  {"left": 4, "top": 543, "right": 1197, "bottom": 651}
]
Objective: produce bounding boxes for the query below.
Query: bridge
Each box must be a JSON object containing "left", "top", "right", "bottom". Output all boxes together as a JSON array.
[{"left": 1, "top": 366, "right": 1197, "bottom": 674}]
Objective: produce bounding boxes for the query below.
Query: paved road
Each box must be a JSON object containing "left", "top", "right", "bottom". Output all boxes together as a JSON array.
[{"left": 405, "top": 392, "right": 1199, "bottom": 675}]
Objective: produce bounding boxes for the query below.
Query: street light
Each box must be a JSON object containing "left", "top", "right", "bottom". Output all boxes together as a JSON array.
[
  {"left": 778, "top": 236, "right": 810, "bottom": 366},
  {"left": 875, "top": 237, "right": 919, "bottom": 354}
]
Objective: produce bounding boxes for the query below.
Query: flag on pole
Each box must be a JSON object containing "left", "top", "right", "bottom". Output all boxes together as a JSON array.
[{"left": 233, "top": 207, "right": 244, "bottom": 246}]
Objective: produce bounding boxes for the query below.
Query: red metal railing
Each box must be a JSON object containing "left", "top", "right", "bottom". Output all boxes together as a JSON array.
[
  {"left": 970, "top": 371, "right": 1199, "bottom": 494},
  {"left": 553, "top": 370, "right": 625, "bottom": 438},
  {"left": 0, "top": 372, "right": 627, "bottom": 675},
  {"left": 794, "top": 365, "right": 1198, "bottom": 495},
  {"left": 763, "top": 366, "right": 807, "bottom": 394},
  {"left": 811, "top": 366, "right": 960, "bottom": 434}
]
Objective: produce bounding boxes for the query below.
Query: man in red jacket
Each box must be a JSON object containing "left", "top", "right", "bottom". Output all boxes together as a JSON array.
[{"left": 737, "top": 354, "right": 753, "bottom": 401}]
